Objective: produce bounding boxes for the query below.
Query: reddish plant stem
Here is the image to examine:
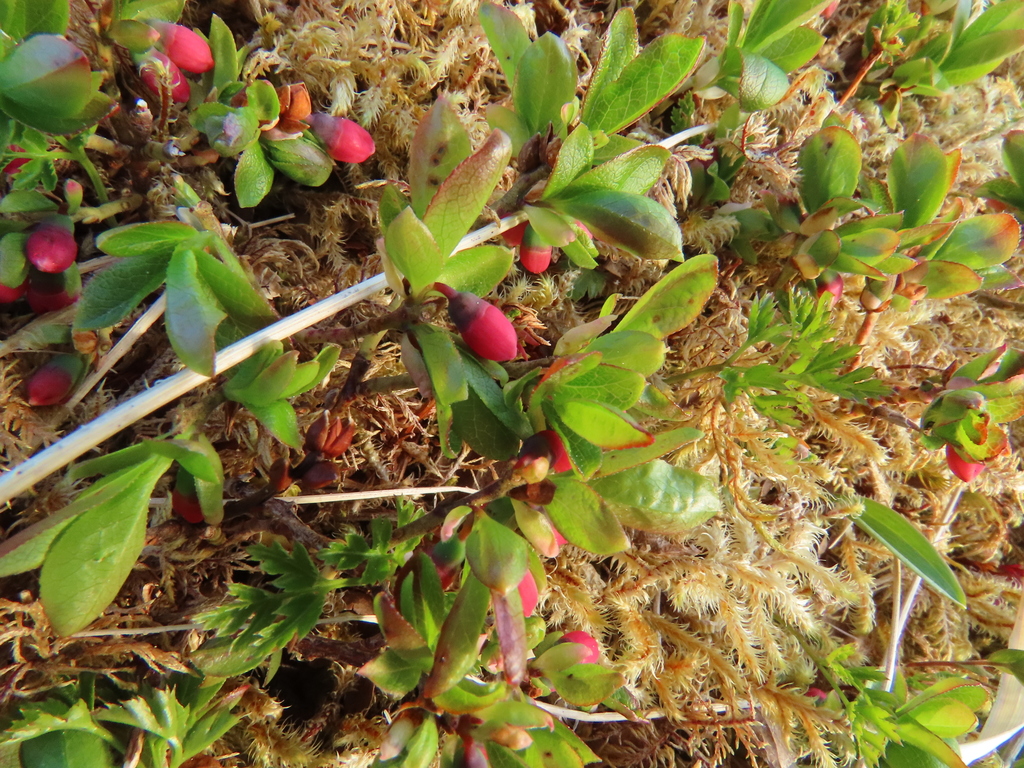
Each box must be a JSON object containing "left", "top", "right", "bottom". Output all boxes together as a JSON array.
[{"left": 838, "top": 46, "right": 884, "bottom": 109}]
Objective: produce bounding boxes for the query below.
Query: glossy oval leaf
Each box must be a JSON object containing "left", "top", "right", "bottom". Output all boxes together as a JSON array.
[
  {"left": 929, "top": 213, "right": 1021, "bottom": 270},
  {"left": 888, "top": 134, "right": 960, "bottom": 229},
  {"left": 385, "top": 207, "right": 445, "bottom": 295},
  {"left": 584, "top": 330, "right": 665, "bottom": 375},
  {"left": 614, "top": 253, "right": 718, "bottom": 338},
  {"left": 854, "top": 497, "right": 966, "bottom": 606},
  {"left": 479, "top": 2, "right": 531, "bottom": 89},
  {"left": 436, "top": 244, "right": 513, "bottom": 297},
  {"left": 95, "top": 222, "right": 198, "bottom": 258},
  {"left": 547, "top": 476, "right": 628, "bottom": 554},
  {"left": 542, "top": 124, "right": 594, "bottom": 201},
  {"left": 513, "top": 33, "right": 577, "bottom": 137},
  {"left": 409, "top": 97, "right": 472, "bottom": 217},
  {"left": 738, "top": 50, "right": 789, "bottom": 111},
  {"left": 590, "top": 460, "right": 719, "bottom": 533},
  {"left": 74, "top": 252, "right": 169, "bottom": 331},
  {"left": 553, "top": 189, "right": 682, "bottom": 260},
  {"left": 422, "top": 574, "right": 491, "bottom": 698},
  {"left": 165, "top": 247, "right": 227, "bottom": 376},
  {"left": 553, "top": 400, "right": 652, "bottom": 449},
  {"left": 800, "top": 126, "right": 862, "bottom": 214},
  {"left": 558, "top": 144, "right": 670, "bottom": 199},
  {"left": 919, "top": 260, "right": 983, "bottom": 300},
  {"left": 595, "top": 426, "right": 702, "bottom": 477}
]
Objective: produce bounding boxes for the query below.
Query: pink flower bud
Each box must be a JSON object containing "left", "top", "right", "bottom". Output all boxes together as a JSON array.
[
  {"left": 540, "top": 430, "right": 572, "bottom": 473},
  {"left": 3, "top": 145, "right": 29, "bottom": 176},
  {"left": 151, "top": 21, "right": 213, "bottom": 74},
  {"left": 559, "top": 630, "right": 600, "bottom": 664},
  {"left": 172, "top": 471, "right": 204, "bottom": 523},
  {"left": 0, "top": 280, "right": 27, "bottom": 304},
  {"left": 822, "top": 0, "right": 840, "bottom": 18},
  {"left": 435, "top": 283, "right": 518, "bottom": 361},
  {"left": 518, "top": 570, "right": 539, "bottom": 617},
  {"left": 306, "top": 113, "right": 375, "bottom": 163},
  {"left": 26, "top": 219, "right": 77, "bottom": 273},
  {"left": 26, "top": 354, "right": 85, "bottom": 406},
  {"left": 945, "top": 444, "right": 985, "bottom": 483},
  {"left": 140, "top": 52, "right": 190, "bottom": 103},
  {"left": 816, "top": 272, "right": 844, "bottom": 307},
  {"left": 519, "top": 224, "right": 552, "bottom": 274},
  {"left": 27, "top": 264, "right": 80, "bottom": 314}
]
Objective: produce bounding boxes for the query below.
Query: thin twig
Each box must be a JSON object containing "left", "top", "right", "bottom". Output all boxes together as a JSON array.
[
  {"left": 70, "top": 613, "right": 378, "bottom": 638},
  {"left": 65, "top": 294, "right": 167, "bottom": 411},
  {"left": 148, "top": 485, "right": 479, "bottom": 506},
  {"left": 882, "top": 487, "right": 965, "bottom": 690}
]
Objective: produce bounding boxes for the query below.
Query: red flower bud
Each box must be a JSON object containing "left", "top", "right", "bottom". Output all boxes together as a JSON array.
[
  {"left": 518, "top": 570, "right": 539, "bottom": 617},
  {"left": 559, "top": 630, "right": 600, "bottom": 664},
  {"left": 140, "top": 52, "right": 190, "bottom": 103},
  {"left": 519, "top": 224, "right": 552, "bottom": 274},
  {"left": 172, "top": 470, "right": 204, "bottom": 523},
  {"left": 502, "top": 221, "right": 528, "bottom": 248},
  {"left": 151, "top": 21, "right": 213, "bottom": 74},
  {"left": 435, "top": 283, "right": 518, "bottom": 361},
  {"left": 3, "top": 145, "right": 29, "bottom": 176},
  {"left": 822, "top": 0, "right": 840, "bottom": 18},
  {"left": 515, "top": 430, "right": 571, "bottom": 482},
  {"left": 0, "top": 280, "right": 27, "bottom": 304},
  {"left": 26, "top": 219, "right": 77, "bottom": 273},
  {"left": 945, "top": 444, "right": 985, "bottom": 483},
  {"left": 540, "top": 430, "right": 571, "bottom": 473},
  {"left": 26, "top": 353, "right": 85, "bottom": 406},
  {"left": 27, "top": 264, "right": 80, "bottom": 314},
  {"left": 306, "top": 113, "right": 375, "bottom": 163},
  {"left": 816, "top": 271, "right": 844, "bottom": 307}
]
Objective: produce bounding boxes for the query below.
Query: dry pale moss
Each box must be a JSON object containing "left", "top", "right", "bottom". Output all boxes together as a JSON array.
[{"left": 2, "top": 1, "right": 1024, "bottom": 766}]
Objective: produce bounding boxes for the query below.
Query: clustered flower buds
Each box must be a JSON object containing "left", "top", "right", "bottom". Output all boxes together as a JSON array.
[
  {"left": 150, "top": 21, "right": 214, "bottom": 74},
  {"left": 1, "top": 220, "right": 81, "bottom": 315},
  {"left": 27, "top": 265, "right": 81, "bottom": 313},
  {"left": 26, "top": 218, "right": 77, "bottom": 273},
  {"left": 434, "top": 283, "right": 518, "bottom": 362},
  {"left": 514, "top": 430, "right": 572, "bottom": 483},
  {"left": 140, "top": 52, "right": 190, "bottom": 103},
  {"left": 129, "top": 21, "right": 213, "bottom": 105},
  {"left": 306, "top": 113, "right": 376, "bottom": 163}
]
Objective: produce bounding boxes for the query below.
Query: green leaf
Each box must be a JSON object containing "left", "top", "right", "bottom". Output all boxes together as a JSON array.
[
  {"left": 904, "top": 698, "right": 977, "bottom": 739},
  {"left": 549, "top": 664, "right": 624, "bottom": 707},
  {"left": 165, "top": 247, "right": 227, "bottom": 376},
  {"left": 0, "top": 35, "right": 91, "bottom": 117},
  {"left": 554, "top": 400, "right": 652, "bottom": 449},
  {"left": 555, "top": 364, "right": 645, "bottom": 410},
  {"left": 547, "top": 477, "right": 628, "bottom": 553},
  {"left": 582, "top": 34, "right": 703, "bottom": 135},
  {"left": 940, "top": 2, "right": 1024, "bottom": 85},
  {"left": 891, "top": 721, "right": 969, "bottom": 768},
  {"left": 929, "top": 213, "right": 1020, "bottom": 270},
  {"left": 452, "top": 388, "right": 520, "bottom": 460},
  {"left": 246, "top": 400, "right": 302, "bottom": 449},
  {"left": 74, "top": 252, "right": 169, "bottom": 330},
  {"left": 234, "top": 142, "right": 274, "bottom": 208},
  {"left": 1002, "top": 130, "right": 1024, "bottom": 190},
  {"left": 553, "top": 189, "right": 682, "bottom": 260},
  {"left": 0, "top": 89, "right": 116, "bottom": 135},
  {"left": 742, "top": 0, "right": 833, "bottom": 53},
  {"left": 542, "top": 124, "right": 594, "bottom": 200},
  {"left": 485, "top": 104, "right": 531, "bottom": 155},
  {"left": 191, "top": 247, "right": 276, "bottom": 333},
  {"left": 614, "top": 254, "right": 718, "bottom": 338},
  {"left": 435, "top": 245, "right": 513, "bottom": 297},
  {"left": 595, "top": 426, "right": 702, "bottom": 477},
  {"left": 583, "top": 331, "right": 666, "bottom": 375},
  {"left": 587, "top": 8, "right": 639, "bottom": 121},
  {"left": 523, "top": 205, "right": 576, "bottom": 247},
  {"left": 737, "top": 50, "right": 789, "bottom": 111},
  {"left": 39, "top": 456, "right": 170, "bottom": 635},
  {"left": 409, "top": 96, "right": 472, "bottom": 217},
  {"left": 799, "top": 126, "right": 862, "bottom": 213},
  {"left": 123, "top": 0, "right": 185, "bottom": 22},
  {"left": 888, "top": 134, "right": 960, "bottom": 229},
  {"left": 0, "top": 483, "right": 122, "bottom": 578},
  {"left": 854, "top": 497, "right": 966, "bottom": 606},
  {"left": 95, "top": 222, "right": 198, "bottom": 258},
  {"left": 379, "top": 183, "right": 410, "bottom": 230},
  {"left": 385, "top": 207, "right": 445, "bottom": 295},
  {"left": 359, "top": 648, "right": 432, "bottom": 697},
  {"left": 0, "top": 0, "right": 68, "bottom": 38},
  {"left": 422, "top": 575, "right": 491, "bottom": 698},
  {"left": 423, "top": 130, "right": 512, "bottom": 257},
  {"left": 0, "top": 232, "right": 28, "bottom": 288},
  {"left": 466, "top": 514, "right": 528, "bottom": 594},
  {"left": 413, "top": 325, "right": 468, "bottom": 457},
  {"left": 0, "top": 190, "right": 58, "bottom": 214},
  {"left": 479, "top": 2, "right": 531, "bottom": 89},
  {"left": 558, "top": 144, "right": 670, "bottom": 198},
  {"left": 209, "top": 14, "right": 239, "bottom": 92},
  {"left": 918, "top": 260, "right": 983, "bottom": 300},
  {"left": 590, "top": 460, "right": 719, "bottom": 534},
  {"left": 758, "top": 25, "right": 824, "bottom": 72},
  {"left": 542, "top": 401, "right": 603, "bottom": 478},
  {"left": 20, "top": 731, "right": 115, "bottom": 768},
  {"left": 433, "top": 678, "right": 507, "bottom": 714},
  {"left": 513, "top": 33, "right": 577, "bottom": 136}
]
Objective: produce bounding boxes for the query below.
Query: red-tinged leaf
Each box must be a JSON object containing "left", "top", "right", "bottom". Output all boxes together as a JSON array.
[
  {"left": 1003, "top": 130, "right": 1024, "bottom": 189},
  {"left": 552, "top": 188, "right": 682, "bottom": 260},
  {"left": 594, "top": 426, "right": 703, "bottom": 478},
  {"left": 838, "top": 228, "right": 899, "bottom": 264},
  {"left": 930, "top": 213, "right": 1021, "bottom": 270},
  {"left": 375, "top": 593, "right": 428, "bottom": 653},
  {"left": 359, "top": 648, "right": 433, "bottom": 697},
  {"left": 493, "top": 590, "right": 528, "bottom": 686},
  {"left": 409, "top": 97, "right": 472, "bottom": 217},
  {"left": 422, "top": 574, "right": 491, "bottom": 698},
  {"left": 466, "top": 514, "right": 527, "bottom": 594},
  {"left": 897, "top": 222, "right": 953, "bottom": 249},
  {"left": 799, "top": 126, "right": 862, "bottom": 213},
  {"left": 888, "top": 134, "right": 960, "bottom": 228},
  {"left": 548, "top": 664, "right": 624, "bottom": 707},
  {"left": 553, "top": 400, "right": 652, "bottom": 449},
  {"left": 423, "top": 130, "right": 512, "bottom": 257}
]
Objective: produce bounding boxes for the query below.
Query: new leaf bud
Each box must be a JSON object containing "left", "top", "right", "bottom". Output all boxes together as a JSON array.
[
  {"left": 559, "top": 630, "right": 600, "bottom": 664},
  {"left": 151, "top": 21, "right": 214, "bottom": 73},
  {"left": 306, "top": 113, "right": 375, "bottom": 163},
  {"left": 26, "top": 353, "right": 85, "bottom": 406},
  {"left": 519, "top": 223, "right": 552, "bottom": 274},
  {"left": 140, "top": 52, "right": 190, "bottom": 103}
]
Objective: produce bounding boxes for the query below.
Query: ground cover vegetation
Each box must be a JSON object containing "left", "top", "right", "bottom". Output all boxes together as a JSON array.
[{"left": 1, "top": 0, "right": 1024, "bottom": 766}]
